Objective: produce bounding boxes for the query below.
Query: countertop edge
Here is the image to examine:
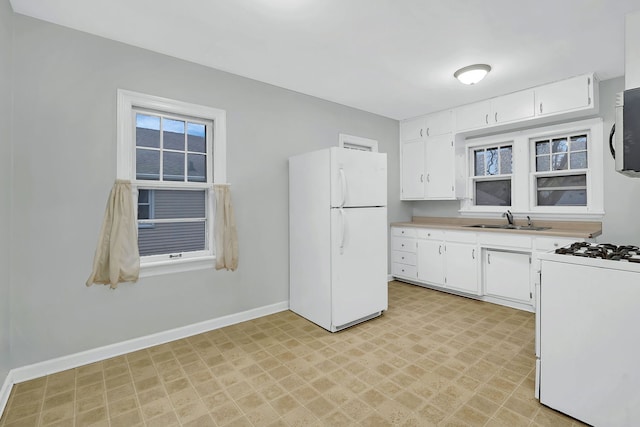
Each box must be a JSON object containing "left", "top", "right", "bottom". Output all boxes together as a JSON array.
[{"left": 390, "top": 220, "right": 601, "bottom": 240}]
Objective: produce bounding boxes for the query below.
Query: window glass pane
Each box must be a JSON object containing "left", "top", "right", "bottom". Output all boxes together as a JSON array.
[
  {"left": 138, "top": 222, "right": 206, "bottom": 256},
  {"left": 475, "top": 180, "right": 511, "bottom": 206},
  {"left": 187, "top": 154, "right": 207, "bottom": 182},
  {"left": 187, "top": 123, "right": 206, "bottom": 153},
  {"left": 136, "top": 114, "right": 160, "bottom": 148},
  {"left": 570, "top": 135, "right": 587, "bottom": 151},
  {"left": 163, "top": 152, "right": 185, "bottom": 181},
  {"left": 152, "top": 189, "right": 206, "bottom": 219},
  {"left": 474, "top": 150, "right": 485, "bottom": 176},
  {"left": 552, "top": 153, "right": 568, "bottom": 170},
  {"left": 570, "top": 151, "right": 588, "bottom": 169},
  {"left": 136, "top": 148, "right": 160, "bottom": 180},
  {"left": 551, "top": 138, "right": 568, "bottom": 153},
  {"left": 500, "top": 146, "right": 512, "bottom": 174},
  {"left": 486, "top": 148, "right": 499, "bottom": 175},
  {"left": 138, "top": 205, "right": 150, "bottom": 220},
  {"left": 537, "top": 174, "right": 586, "bottom": 189},
  {"left": 138, "top": 189, "right": 149, "bottom": 204},
  {"left": 536, "top": 156, "right": 550, "bottom": 171},
  {"left": 537, "top": 190, "right": 586, "bottom": 206},
  {"left": 163, "top": 118, "right": 185, "bottom": 151},
  {"left": 536, "top": 141, "right": 550, "bottom": 155}
]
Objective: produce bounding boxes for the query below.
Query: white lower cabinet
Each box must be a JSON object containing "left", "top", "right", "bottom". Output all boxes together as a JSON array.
[
  {"left": 390, "top": 226, "right": 584, "bottom": 312},
  {"left": 417, "top": 238, "right": 445, "bottom": 285},
  {"left": 445, "top": 242, "right": 480, "bottom": 295},
  {"left": 391, "top": 227, "right": 418, "bottom": 280},
  {"left": 484, "top": 250, "right": 532, "bottom": 303}
]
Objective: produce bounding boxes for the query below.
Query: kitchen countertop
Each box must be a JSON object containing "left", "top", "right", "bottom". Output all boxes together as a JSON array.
[{"left": 391, "top": 216, "right": 602, "bottom": 239}]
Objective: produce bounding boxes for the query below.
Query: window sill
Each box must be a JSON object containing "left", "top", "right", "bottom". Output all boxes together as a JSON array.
[{"left": 139, "top": 256, "right": 215, "bottom": 278}]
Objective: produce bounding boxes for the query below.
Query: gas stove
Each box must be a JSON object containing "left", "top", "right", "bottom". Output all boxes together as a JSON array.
[{"left": 555, "top": 242, "right": 640, "bottom": 262}]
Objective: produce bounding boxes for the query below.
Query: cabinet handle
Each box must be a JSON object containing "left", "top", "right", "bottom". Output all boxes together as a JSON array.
[
  {"left": 420, "top": 129, "right": 423, "bottom": 137},
  {"left": 472, "top": 249, "right": 475, "bottom": 259},
  {"left": 401, "top": 243, "right": 405, "bottom": 248},
  {"left": 494, "top": 112, "right": 498, "bottom": 123},
  {"left": 438, "top": 245, "right": 442, "bottom": 255},
  {"left": 426, "top": 127, "right": 430, "bottom": 137},
  {"left": 553, "top": 243, "right": 558, "bottom": 247},
  {"left": 485, "top": 114, "right": 488, "bottom": 124},
  {"left": 539, "top": 103, "right": 543, "bottom": 114},
  {"left": 426, "top": 173, "right": 430, "bottom": 183},
  {"left": 401, "top": 256, "right": 405, "bottom": 260},
  {"left": 420, "top": 174, "right": 424, "bottom": 183},
  {"left": 401, "top": 230, "right": 405, "bottom": 234},
  {"left": 488, "top": 253, "right": 491, "bottom": 264}
]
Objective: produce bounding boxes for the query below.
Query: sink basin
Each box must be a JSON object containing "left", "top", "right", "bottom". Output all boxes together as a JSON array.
[{"left": 466, "top": 224, "right": 551, "bottom": 231}]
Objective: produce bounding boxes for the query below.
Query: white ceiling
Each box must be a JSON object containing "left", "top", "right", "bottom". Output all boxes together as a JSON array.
[{"left": 9, "top": 0, "right": 640, "bottom": 120}]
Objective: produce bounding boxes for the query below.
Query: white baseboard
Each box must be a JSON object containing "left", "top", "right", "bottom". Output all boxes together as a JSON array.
[
  {"left": 9, "top": 300, "right": 289, "bottom": 386},
  {"left": 0, "top": 370, "right": 14, "bottom": 419}
]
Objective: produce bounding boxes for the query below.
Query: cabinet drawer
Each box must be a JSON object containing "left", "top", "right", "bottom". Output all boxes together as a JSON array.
[
  {"left": 392, "top": 263, "right": 417, "bottom": 279},
  {"left": 534, "top": 237, "right": 580, "bottom": 252},
  {"left": 392, "top": 227, "right": 417, "bottom": 238},
  {"left": 445, "top": 230, "right": 477, "bottom": 244},
  {"left": 417, "top": 229, "right": 445, "bottom": 240},
  {"left": 392, "top": 250, "right": 417, "bottom": 266},
  {"left": 391, "top": 237, "right": 416, "bottom": 253},
  {"left": 478, "top": 232, "right": 532, "bottom": 249}
]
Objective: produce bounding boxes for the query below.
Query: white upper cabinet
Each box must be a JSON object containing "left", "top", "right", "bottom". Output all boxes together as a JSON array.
[
  {"left": 401, "top": 139, "right": 425, "bottom": 199},
  {"left": 424, "top": 109, "right": 453, "bottom": 137},
  {"left": 400, "top": 110, "right": 455, "bottom": 200},
  {"left": 424, "top": 134, "right": 455, "bottom": 199},
  {"left": 492, "top": 89, "right": 535, "bottom": 124},
  {"left": 455, "top": 101, "right": 491, "bottom": 132},
  {"left": 400, "top": 116, "right": 427, "bottom": 141},
  {"left": 453, "top": 73, "right": 597, "bottom": 133},
  {"left": 535, "top": 74, "right": 594, "bottom": 117}
]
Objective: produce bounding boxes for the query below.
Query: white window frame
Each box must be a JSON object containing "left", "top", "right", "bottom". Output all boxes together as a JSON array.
[
  {"left": 117, "top": 89, "right": 227, "bottom": 277},
  {"left": 460, "top": 118, "right": 603, "bottom": 219},
  {"left": 463, "top": 139, "right": 515, "bottom": 212}
]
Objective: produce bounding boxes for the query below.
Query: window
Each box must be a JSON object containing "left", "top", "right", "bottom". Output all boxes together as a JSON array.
[
  {"left": 461, "top": 118, "right": 603, "bottom": 217},
  {"left": 117, "top": 90, "right": 226, "bottom": 276},
  {"left": 471, "top": 144, "right": 513, "bottom": 206},
  {"left": 532, "top": 134, "right": 587, "bottom": 206}
]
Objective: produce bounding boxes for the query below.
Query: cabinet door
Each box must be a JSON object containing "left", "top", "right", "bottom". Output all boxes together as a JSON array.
[
  {"left": 485, "top": 250, "right": 531, "bottom": 303},
  {"left": 400, "top": 116, "right": 426, "bottom": 141},
  {"left": 491, "top": 89, "right": 535, "bottom": 124},
  {"left": 424, "top": 110, "right": 453, "bottom": 137},
  {"left": 425, "top": 134, "right": 455, "bottom": 199},
  {"left": 417, "top": 239, "right": 444, "bottom": 285},
  {"left": 535, "top": 74, "right": 593, "bottom": 116},
  {"left": 454, "top": 100, "right": 490, "bottom": 132},
  {"left": 445, "top": 242, "right": 480, "bottom": 295},
  {"left": 401, "top": 139, "right": 425, "bottom": 199}
]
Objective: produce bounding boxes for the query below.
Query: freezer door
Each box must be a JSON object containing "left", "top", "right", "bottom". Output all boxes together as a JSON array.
[
  {"left": 330, "top": 147, "right": 387, "bottom": 208},
  {"left": 330, "top": 207, "right": 388, "bottom": 328}
]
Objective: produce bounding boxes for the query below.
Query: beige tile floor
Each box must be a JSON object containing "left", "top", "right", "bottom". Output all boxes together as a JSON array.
[{"left": 0, "top": 281, "right": 585, "bottom": 427}]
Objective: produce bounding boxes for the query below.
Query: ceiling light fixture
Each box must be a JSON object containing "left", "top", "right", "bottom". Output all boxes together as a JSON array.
[{"left": 454, "top": 64, "right": 491, "bottom": 85}]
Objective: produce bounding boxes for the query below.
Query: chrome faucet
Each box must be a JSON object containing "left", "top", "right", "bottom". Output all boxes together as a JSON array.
[
  {"left": 527, "top": 216, "right": 533, "bottom": 227},
  {"left": 502, "top": 210, "right": 514, "bottom": 225}
]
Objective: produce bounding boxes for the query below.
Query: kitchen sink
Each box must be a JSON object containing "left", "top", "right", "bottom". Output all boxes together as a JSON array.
[{"left": 466, "top": 224, "right": 551, "bottom": 231}]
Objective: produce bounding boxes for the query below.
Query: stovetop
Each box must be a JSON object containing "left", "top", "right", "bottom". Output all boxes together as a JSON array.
[{"left": 555, "top": 242, "right": 640, "bottom": 263}]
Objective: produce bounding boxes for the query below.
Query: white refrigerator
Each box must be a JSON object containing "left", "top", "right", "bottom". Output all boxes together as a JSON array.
[{"left": 289, "top": 147, "right": 388, "bottom": 332}]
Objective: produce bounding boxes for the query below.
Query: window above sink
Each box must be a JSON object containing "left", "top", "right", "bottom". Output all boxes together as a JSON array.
[{"left": 460, "top": 118, "right": 604, "bottom": 220}]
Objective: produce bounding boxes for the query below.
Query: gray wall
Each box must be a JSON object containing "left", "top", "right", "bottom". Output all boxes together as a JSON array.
[
  {"left": 10, "top": 14, "right": 409, "bottom": 367},
  {"left": 0, "top": 0, "right": 12, "bottom": 381},
  {"left": 411, "top": 77, "right": 640, "bottom": 244}
]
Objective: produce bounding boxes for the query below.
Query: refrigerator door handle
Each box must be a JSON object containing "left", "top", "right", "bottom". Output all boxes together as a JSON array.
[
  {"left": 339, "top": 208, "right": 346, "bottom": 254},
  {"left": 339, "top": 168, "right": 347, "bottom": 207}
]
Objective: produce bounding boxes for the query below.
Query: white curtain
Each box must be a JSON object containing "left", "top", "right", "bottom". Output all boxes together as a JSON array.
[
  {"left": 213, "top": 184, "right": 238, "bottom": 271},
  {"left": 86, "top": 180, "right": 140, "bottom": 289}
]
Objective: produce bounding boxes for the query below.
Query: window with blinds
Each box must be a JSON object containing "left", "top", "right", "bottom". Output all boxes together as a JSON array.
[{"left": 133, "top": 109, "right": 213, "bottom": 260}]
